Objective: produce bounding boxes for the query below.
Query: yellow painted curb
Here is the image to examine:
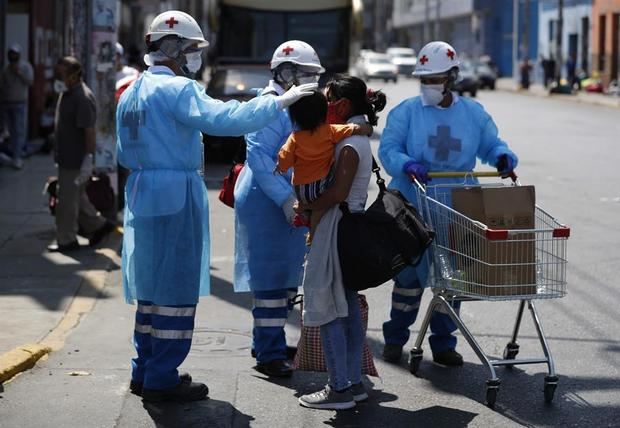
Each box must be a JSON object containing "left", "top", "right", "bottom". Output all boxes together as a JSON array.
[{"left": 0, "top": 344, "right": 52, "bottom": 383}]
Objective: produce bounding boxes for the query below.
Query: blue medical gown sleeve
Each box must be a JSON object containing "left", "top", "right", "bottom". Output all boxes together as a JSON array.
[
  {"left": 475, "top": 109, "right": 519, "bottom": 169},
  {"left": 379, "top": 100, "right": 414, "bottom": 178},
  {"left": 245, "top": 116, "right": 294, "bottom": 207},
  {"left": 173, "top": 81, "right": 280, "bottom": 136}
]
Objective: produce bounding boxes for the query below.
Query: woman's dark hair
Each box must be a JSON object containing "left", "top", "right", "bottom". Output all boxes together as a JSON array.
[
  {"left": 326, "top": 74, "right": 386, "bottom": 126},
  {"left": 288, "top": 90, "right": 327, "bottom": 132}
]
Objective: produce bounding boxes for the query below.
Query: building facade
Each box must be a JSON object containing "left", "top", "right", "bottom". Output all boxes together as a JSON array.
[
  {"left": 538, "top": 0, "right": 592, "bottom": 78},
  {"left": 592, "top": 0, "right": 620, "bottom": 86},
  {"left": 391, "top": 0, "right": 539, "bottom": 77}
]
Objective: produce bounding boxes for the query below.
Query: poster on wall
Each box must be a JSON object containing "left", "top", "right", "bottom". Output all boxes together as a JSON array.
[{"left": 91, "top": 0, "right": 117, "bottom": 172}]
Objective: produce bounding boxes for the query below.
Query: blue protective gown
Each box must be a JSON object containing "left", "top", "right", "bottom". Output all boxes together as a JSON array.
[
  {"left": 233, "top": 83, "right": 307, "bottom": 293},
  {"left": 117, "top": 66, "right": 280, "bottom": 306},
  {"left": 379, "top": 93, "right": 518, "bottom": 351}
]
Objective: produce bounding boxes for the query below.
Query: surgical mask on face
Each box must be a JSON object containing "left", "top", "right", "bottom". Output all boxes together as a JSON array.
[
  {"left": 420, "top": 83, "right": 445, "bottom": 106},
  {"left": 297, "top": 74, "right": 319, "bottom": 85},
  {"left": 54, "top": 79, "right": 68, "bottom": 93},
  {"left": 184, "top": 52, "right": 202, "bottom": 74}
]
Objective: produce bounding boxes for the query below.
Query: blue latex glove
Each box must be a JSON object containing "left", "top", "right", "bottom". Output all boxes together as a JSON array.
[
  {"left": 403, "top": 160, "right": 430, "bottom": 184},
  {"left": 496, "top": 154, "right": 514, "bottom": 178}
]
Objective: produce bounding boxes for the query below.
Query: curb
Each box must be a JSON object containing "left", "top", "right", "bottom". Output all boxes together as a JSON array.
[
  {"left": 0, "top": 344, "right": 52, "bottom": 384},
  {"left": 496, "top": 83, "right": 620, "bottom": 109},
  {"left": 0, "top": 231, "right": 122, "bottom": 385}
]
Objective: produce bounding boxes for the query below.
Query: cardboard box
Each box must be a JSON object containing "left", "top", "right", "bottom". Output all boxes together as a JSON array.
[{"left": 450, "top": 186, "right": 537, "bottom": 297}]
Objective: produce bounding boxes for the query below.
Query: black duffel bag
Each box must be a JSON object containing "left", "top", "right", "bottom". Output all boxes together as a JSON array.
[{"left": 337, "top": 157, "right": 434, "bottom": 291}]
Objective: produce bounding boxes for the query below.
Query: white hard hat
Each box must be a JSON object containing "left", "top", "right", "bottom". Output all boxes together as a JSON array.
[
  {"left": 146, "top": 10, "right": 208, "bottom": 48},
  {"left": 270, "top": 40, "right": 325, "bottom": 73},
  {"left": 412, "top": 41, "right": 460, "bottom": 77},
  {"left": 116, "top": 42, "right": 124, "bottom": 56}
]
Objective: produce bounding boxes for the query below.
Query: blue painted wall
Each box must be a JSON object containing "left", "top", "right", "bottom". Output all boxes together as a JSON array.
[{"left": 476, "top": 0, "right": 539, "bottom": 77}]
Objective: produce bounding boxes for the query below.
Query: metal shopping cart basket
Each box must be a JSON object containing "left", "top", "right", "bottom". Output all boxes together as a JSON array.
[{"left": 409, "top": 171, "right": 570, "bottom": 408}]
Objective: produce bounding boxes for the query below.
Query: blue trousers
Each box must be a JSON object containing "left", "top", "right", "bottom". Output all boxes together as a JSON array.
[
  {"left": 382, "top": 267, "right": 461, "bottom": 354},
  {"left": 252, "top": 288, "right": 297, "bottom": 364},
  {"left": 2, "top": 103, "right": 26, "bottom": 160},
  {"left": 132, "top": 300, "right": 196, "bottom": 390},
  {"left": 320, "top": 289, "right": 364, "bottom": 391}
]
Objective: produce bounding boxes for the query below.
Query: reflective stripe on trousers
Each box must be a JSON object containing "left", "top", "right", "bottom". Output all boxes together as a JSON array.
[
  {"left": 132, "top": 300, "right": 196, "bottom": 390},
  {"left": 252, "top": 288, "right": 297, "bottom": 363}
]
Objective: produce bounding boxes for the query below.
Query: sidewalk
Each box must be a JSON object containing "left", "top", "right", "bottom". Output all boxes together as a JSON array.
[
  {"left": 496, "top": 77, "right": 620, "bottom": 109},
  {"left": 0, "top": 149, "right": 121, "bottom": 382}
]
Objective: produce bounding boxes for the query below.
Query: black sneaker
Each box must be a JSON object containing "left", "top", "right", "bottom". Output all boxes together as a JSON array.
[
  {"left": 89, "top": 221, "right": 116, "bottom": 247},
  {"left": 432, "top": 349, "right": 464, "bottom": 367},
  {"left": 47, "top": 240, "right": 80, "bottom": 253},
  {"left": 141, "top": 380, "right": 208, "bottom": 403},
  {"left": 130, "top": 372, "right": 192, "bottom": 397},
  {"left": 254, "top": 359, "right": 293, "bottom": 378},
  {"left": 382, "top": 344, "right": 403, "bottom": 363}
]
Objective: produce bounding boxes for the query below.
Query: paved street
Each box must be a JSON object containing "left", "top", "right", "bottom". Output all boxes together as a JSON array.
[{"left": 0, "top": 79, "right": 618, "bottom": 427}]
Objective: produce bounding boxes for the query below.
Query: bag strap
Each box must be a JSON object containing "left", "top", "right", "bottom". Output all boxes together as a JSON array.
[
  {"left": 340, "top": 155, "right": 387, "bottom": 215},
  {"left": 371, "top": 156, "right": 387, "bottom": 192}
]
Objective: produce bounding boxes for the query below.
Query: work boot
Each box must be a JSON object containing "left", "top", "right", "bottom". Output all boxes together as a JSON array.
[
  {"left": 47, "top": 240, "right": 80, "bottom": 253},
  {"left": 254, "top": 359, "right": 293, "bottom": 378},
  {"left": 382, "top": 344, "right": 403, "bottom": 363},
  {"left": 141, "top": 380, "right": 208, "bottom": 403},
  {"left": 130, "top": 372, "right": 192, "bottom": 397},
  {"left": 298, "top": 385, "right": 356, "bottom": 410},
  {"left": 432, "top": 349, "right": 464, "bottom": 367},
  {"left": 251, "top": 346, "right": 297, "bottom": 360}
]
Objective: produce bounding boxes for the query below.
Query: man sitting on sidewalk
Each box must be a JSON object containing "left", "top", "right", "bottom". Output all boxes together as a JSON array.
[{"left": 47, "top": 56, "right": 114, "bottom": 253}]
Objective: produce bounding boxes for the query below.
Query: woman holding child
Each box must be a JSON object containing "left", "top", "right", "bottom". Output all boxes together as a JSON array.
[{"left": 296, "top": 75, "right": 386, "bottom": 410}]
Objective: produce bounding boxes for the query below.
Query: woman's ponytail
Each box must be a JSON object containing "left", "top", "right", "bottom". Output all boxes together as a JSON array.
[{"left": 364, "top": 88, "right": 386, "bottom": 126}]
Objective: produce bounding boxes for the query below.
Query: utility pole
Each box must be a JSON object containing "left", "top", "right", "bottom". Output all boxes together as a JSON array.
[
  {"left": 435, "top": 0, "right": 441, "bottom": 40},
  {"left": 512, "top": 0, "right": 519, "bottom": 79},
  {"left": 556, "top": 0, "right": 564, "bottom": 85},
  {"left": 424, "top": 0, "right": 431, "bottom": 44},
  {"left": 523, "top": 0, "right": 530, "bottom": 61}
]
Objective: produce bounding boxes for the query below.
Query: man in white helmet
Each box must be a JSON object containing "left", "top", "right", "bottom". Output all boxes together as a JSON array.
[
  {"left": 233, "top": 40, "right": 324, "bottom": 377},
  {"left": 379, "top": 41, "right": 519, "bottom": 367},
  {"left": 117, "top": 13, "right": 316, "bottom": 402}
]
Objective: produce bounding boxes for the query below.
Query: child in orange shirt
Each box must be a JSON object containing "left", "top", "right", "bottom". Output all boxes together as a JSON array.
[{"left": 276, "top": 91, "right": 372, "bottom": 242}]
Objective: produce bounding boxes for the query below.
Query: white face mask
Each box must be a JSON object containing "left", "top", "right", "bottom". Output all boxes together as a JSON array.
[
  {"left": 184, "top": 52, "right": 202, "bottom": 74},
  {"left": 54, "top": 79, "right": 68, "bottom": 93},
  {"left": 420, "top": 83, "right": 446, "bottom": 106}
]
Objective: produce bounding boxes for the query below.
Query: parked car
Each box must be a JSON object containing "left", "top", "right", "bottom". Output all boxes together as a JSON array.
[
  {"left": 454, "top": 60, "right": 479, "bottom": 97},
  {"left": 386, "top": 47, "right": 417, "bottom": 76},
  {"left": 203, "top": 64, "right": 272, "bottom": 162},
  {"left": 474, "top": 61, "right": 497, "bottom": 90},
  {"left": 359, "top": 54, "right": 398, "bottom": 83}
]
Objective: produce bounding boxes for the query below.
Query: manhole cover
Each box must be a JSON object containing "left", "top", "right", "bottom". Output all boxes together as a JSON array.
[{"left": 189, "top": 328, "right": 251, "bottom": 356}]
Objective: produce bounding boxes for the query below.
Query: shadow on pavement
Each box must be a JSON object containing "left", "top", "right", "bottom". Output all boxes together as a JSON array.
[
  {"left": 143, "top": 398, "right": 254, "bottom": 427},
  {"left": 323, "top": 404, "right": 477, "bottom": 428}
]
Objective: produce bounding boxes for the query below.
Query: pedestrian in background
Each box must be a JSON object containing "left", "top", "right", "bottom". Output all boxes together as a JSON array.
[
  {"left": 48, "top": 56, "right": 114, "bottom": 253},
  {"left": 519, "top": 58, "right": 532, "bottom": 90},
  {"left": 117, "top": 12, "right": 314, "bottom": 403},
  {"left": 234, "top": 40, "right": 325, "bottom": 378},
  {"left": 379, "top": 41, "right": 518, "bottom": 368},
  {"left": 0, "top": 44, "right": 33, "bottom": 169}
]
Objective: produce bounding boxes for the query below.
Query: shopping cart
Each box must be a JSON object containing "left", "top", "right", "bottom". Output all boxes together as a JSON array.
[{"left": 409, "top": 171, "right": 570, "bottom": 408}]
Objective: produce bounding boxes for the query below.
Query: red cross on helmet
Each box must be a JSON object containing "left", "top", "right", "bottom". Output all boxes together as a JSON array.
[
  {"left": 412, "top": 41, "right": 460, "bottom": 77},
  {"left": 145, "top": 10, "right": 208, "bottom": 48},
  {"left": 270, "top": 40, "right": 325, "bottom": 73}
]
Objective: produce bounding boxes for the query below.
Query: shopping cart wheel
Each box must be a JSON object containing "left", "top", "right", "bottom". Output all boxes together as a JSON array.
[
  {"left": 544, "top": 375, "right": 559, "bottom": 403},
  {"left": 502, "top": 342, "right": 520, "bottom": 369},
  {"left": 408, "top": 348, "right": 423, "bottom": 375},
  {"left": 485, "top": 379, "right": 501, "bottom": 408}
]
